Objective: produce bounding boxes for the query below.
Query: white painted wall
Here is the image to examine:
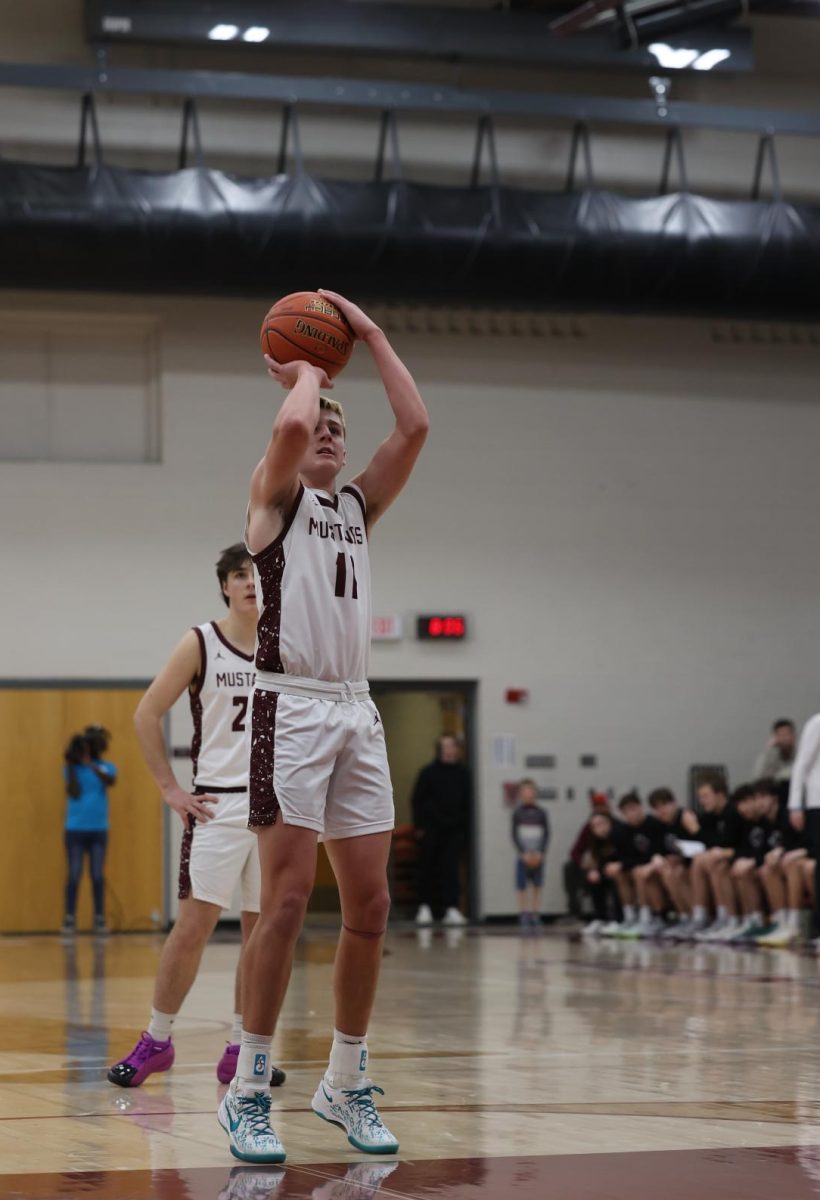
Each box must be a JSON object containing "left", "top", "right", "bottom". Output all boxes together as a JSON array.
[{"left": 3, "top": 290, "right": 820, "bottom": 916}]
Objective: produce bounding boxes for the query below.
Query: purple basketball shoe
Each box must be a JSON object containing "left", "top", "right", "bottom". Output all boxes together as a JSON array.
[
  {"left": 216, "top": 1044, "right": 286, "bottom": 1088},
  {"left": 108, "top": 1032, "right": 175, "bottom": 1087}
]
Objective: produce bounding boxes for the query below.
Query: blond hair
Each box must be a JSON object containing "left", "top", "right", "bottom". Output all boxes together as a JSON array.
[{"left": 320, "top": 395, "right": 346, "bottom": 437}]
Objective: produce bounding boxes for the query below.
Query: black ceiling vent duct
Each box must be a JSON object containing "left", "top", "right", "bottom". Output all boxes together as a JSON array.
[{"left": 0, "top": 103, "right": 818, "bottom": 319}]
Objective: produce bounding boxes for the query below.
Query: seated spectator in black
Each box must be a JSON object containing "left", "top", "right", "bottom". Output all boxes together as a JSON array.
[
  {"left": 580, "top": 811, "right": 624, "bottom": 936},
  {"left": 601, "top": 792, "right": 666, "bottom": 937},
  {"left": 690, "top": 773, "right": 743, "bottom": 942},
  {"left": 644, "top": 788, "right": 700, "bottom": 938},
  {"left": 565, "top": 792, "right": 611, "bottom": 919},
  {"left": 729, "top": 783, "right": 772, "bottom": 942},
  {"left": 753, "top": 778, "right": 809, "bottom": 946},
  {"left": 511, "top": 779, "right": 550, "bottom": 929}
]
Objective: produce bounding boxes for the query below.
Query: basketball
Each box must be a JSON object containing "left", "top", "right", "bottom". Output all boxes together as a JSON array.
[{"left": 260, "top": 291, "right": 354, "bottom": 378}]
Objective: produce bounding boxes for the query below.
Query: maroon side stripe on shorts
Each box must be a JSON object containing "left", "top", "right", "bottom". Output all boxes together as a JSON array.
[
  {"left": 249, "top": 689, "right": 280, "bottom": 828},
  {"left": 178, "top": 817, "right": 194, "bottom": 900}
]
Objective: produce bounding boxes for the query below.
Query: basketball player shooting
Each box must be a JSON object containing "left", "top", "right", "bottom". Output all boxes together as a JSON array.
[{"left": 217, "top": 290, "right": 429, "bottom": 1163}]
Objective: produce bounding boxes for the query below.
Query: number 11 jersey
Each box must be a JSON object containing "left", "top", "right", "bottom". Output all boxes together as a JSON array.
[
  {"left": 190, "top": 622, "right": 256, "bottom": 790},
  {"left": 251, "top": 482, "right": 371, "bottom": 684}
]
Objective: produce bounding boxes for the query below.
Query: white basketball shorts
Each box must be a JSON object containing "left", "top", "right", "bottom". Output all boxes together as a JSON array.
[
  {"left": 249, "top": 680, "right": 394, "bottom": 839},
  {"left": 179, "top": 789, "right": 261, "bottom": 911}
]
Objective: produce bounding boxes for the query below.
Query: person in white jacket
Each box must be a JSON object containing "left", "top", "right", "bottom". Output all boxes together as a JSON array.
[{"left": 788, "top": 712, "right": 820, "bottom": 944}]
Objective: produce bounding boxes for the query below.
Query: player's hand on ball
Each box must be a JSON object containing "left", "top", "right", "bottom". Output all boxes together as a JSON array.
[
  {"left": 162, "top": 784, "right": 218, "bottom": 826},
  {"left": 318, "top": 289, "right": 380, "bottom": 342},
  {"left": 264, "top": 355, "right": 333, "bottom": 391}
]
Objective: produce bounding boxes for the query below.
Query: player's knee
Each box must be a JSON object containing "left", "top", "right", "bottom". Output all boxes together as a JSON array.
[
  {"left": 267, "top": 883, "right": 312, "bottom": 940},
  {"left": 173, "top": 916, "right": 212, "bottom": 954},
  {"left": 344, "top": 883, "right": 391, "bottom": 932}
]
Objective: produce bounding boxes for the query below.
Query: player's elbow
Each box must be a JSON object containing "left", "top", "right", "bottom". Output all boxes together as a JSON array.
[
  {"left": 134, "top": 696, "right": 161, "bottom": 733},
  {"left": 407, "top": 411, "right": 430, "bottom": 441}
]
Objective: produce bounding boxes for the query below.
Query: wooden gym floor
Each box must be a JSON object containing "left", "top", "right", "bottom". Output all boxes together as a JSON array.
[{"left": 3, "top": 925, "right": 820, "bottom": 1198}]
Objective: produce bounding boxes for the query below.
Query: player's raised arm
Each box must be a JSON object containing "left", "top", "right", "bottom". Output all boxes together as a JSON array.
[
  {"left": 318, "top": 290, "right": 429, "bottom": 527},
  {"left": 250, "top": 358, "right": 332, "bottom": 536},
  {"left": 134, "top": 630, "right": 217, "bottom": 825}
]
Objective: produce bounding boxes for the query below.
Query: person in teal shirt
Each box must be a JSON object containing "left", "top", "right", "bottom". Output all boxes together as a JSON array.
[{"left": 63, "top": 726, "right": 117, "bottom": 934}]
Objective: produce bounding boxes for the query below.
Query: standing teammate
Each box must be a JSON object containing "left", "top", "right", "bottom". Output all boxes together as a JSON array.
[
  {"left": 217, "top": 290, "right": 429, "bottom": 1163},
  {"left": 108, "top": 545, "right": 285, "bottom": 1089}
]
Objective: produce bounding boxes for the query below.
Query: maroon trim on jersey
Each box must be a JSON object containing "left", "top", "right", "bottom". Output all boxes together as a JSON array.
[
  {"left": 178, "top": 818, "right": 194, "bottom": 900},
  {"left": 189, "top": 626, "right": 206, "bottom": 783},
  {"left": 190, "top": 625, "right": 207, "bottom": 697},
  {"left": 253, "top": 540, "right": 286, "bottom": 674},
  {"left": 315, "top": 492, "right": 340, "bottom": 511},
  {"left": 249, "top": 689, "right": 281, "bottom": 828},
  {"left": 250, "top": 484, "right": 305, "bottom": 563},
  {"left": 341, "top": 483, "right": 367, "bottom": 523},
  {"left": 210, "top": 621, "right": 254, "bottom": 663}
]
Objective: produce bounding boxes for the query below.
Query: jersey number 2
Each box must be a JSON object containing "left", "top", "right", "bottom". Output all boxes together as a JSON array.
[
  {"left": 232, "top": 696, "right": 248, "bottom": 732},
  {"left": 334, "top": 552, "right": 359, "bottom": 600}
]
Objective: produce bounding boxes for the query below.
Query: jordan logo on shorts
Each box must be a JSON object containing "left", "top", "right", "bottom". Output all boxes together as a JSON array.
[
  {"left": 253, "top": 1053, "right": 267, "bottom": 1076},
  {"left": 373, "top": 711, "right": 380, "bottom": 726}
]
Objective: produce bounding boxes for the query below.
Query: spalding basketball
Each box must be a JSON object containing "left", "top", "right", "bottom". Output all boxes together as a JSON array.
[{"left": 260, "top": 292, "right": 354, "bottom": 379}]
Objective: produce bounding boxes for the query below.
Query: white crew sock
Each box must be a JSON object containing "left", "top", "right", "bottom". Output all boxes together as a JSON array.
[
  {"left": 236, "top": 1031, "right": 273, "bottom": 1095},
  {"left": 623, "top": 905, "right": 637, "bottom": 924},
  {"left": 774, "top": 909, "right": 787, "bottom": 927},
  {"left": 639, "top": 905, "right": 652, "bottom": 924},
  {"left": 231, "top": 1013, "right": 243, "bottom": 1042},
  {"left": 148, "top": 1008, "right": 175, "bottom": 1042},
  {"left": 692, "top": 905, "right": 707, "bottom": 923},
  {"left": 750, "top": 911, "right": 763, "bottom": 926},
  {"left": 325, "top": 1028, "right": 368, "bottom": 1089},
  {"left": 717, "top": 906, "right": 729, "bottom": 921},
  {"left": 788, "top": 909, "right": 801, "bottom": 931}
]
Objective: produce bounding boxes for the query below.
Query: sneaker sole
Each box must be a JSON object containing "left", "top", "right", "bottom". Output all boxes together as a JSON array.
[
  {"left": 218, "top": 1102, "right": 287, "bottom": 1164},
  {"left": 312, "top": 1107, "right": 399, "bottom": 1155}
]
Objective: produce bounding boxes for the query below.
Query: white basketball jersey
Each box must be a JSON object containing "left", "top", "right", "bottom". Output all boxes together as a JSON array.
[
  {"left": 190, "top": 622, "right": 256, "bottom": 789},
  {"left": 252, "top": 483, "right": 370, "bottom": 683}
]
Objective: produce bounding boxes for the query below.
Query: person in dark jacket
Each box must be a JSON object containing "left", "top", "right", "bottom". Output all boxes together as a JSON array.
[
  {"left": 511, "top": 779, "right": 550, "bottom": 928},
  {"left": 564, "top": 792, "right": 612, "bottom": 918},
  {"left": 579, "top": 811, "right": 623, "bottom": 934},
  {"left": 412, "top": 734, "right": 471, "bottom": 927}
]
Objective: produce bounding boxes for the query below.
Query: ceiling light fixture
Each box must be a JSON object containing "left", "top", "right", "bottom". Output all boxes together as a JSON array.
[
  {"left": 208, "top": 24, "right": 239, "bottom": 41},
  {"left": 693, "top": 48, "right": 732, "bottom": 70},
  {"left": 242, "top": 26, "right": 270, "bottom": 43},
  {"left": 648, "top": 42, "right": 699, "bottom": 68}
]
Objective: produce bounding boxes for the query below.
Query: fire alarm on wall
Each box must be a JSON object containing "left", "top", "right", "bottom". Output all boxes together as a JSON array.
[{"left": 505, "top": 689, "right": 529, "bottom": 704}]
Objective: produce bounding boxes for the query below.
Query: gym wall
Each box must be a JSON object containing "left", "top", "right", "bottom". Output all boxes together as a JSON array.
[{"left": 3, "top": 290, "right": 820, "bottom": 916}]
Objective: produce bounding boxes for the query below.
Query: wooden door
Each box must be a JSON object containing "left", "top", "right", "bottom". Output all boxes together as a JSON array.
[{"left": 0, "top": 687, "right": 163, "bottom": 932}]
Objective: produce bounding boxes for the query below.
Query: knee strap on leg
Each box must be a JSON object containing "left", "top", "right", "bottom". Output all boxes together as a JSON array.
[{"left": 342, "top": 922, "right": 387, "bottom": 939}]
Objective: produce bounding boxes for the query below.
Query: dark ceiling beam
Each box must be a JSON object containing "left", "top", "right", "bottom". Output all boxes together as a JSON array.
[
  {"left": 2, "top": 60, "right": 819, "bottom": 136},
  {"left": 84, "top": 0, "right": 752, "bottom": 73}
]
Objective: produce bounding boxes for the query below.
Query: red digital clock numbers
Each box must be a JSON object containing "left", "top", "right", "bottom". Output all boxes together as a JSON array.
[{"left": 416, "top": 615, "right": 467, "bottom": 640}]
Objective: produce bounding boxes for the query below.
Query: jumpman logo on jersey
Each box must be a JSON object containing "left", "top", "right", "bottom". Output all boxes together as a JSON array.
[{"left": 215, "top": 651, "right": 225, "bottom": 660}]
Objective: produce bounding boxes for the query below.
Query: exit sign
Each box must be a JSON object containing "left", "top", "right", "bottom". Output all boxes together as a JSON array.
[{"left": 416, "top": 615, "right": 467, "bottom": 640}]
